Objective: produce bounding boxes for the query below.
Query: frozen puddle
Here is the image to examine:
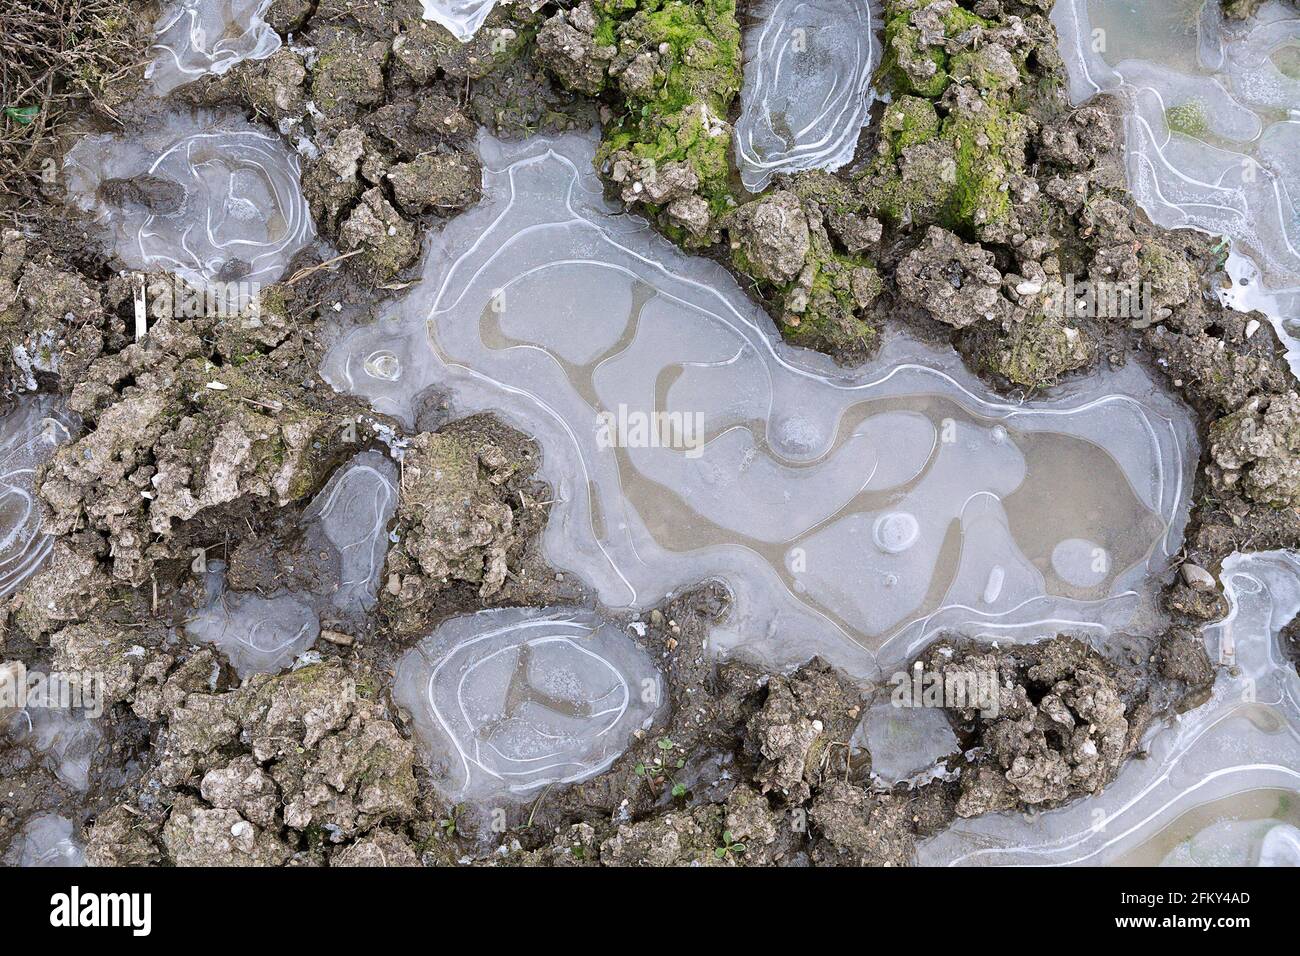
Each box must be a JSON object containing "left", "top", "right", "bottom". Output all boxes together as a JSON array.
[
  {"left": 735, "top": 0, "right": 881, "bottom": 192},
  {"left": 394, "top": 608, "right": 664, "bottom": 802},
  {"left": 186, "top": 451, "right": 397, "bottom": 676},
  {"left": 301, "top": 450, "right": 400, "bottom": 617},
  {"left": 324, "top": 131, "right": 1195, "bottom": 679},
  {"left": 64, "top": 110, "right": 314, "bottom": 296},
  {"left": 1116, "top": 792, "right": 1300, "bottom": 866},
  {"left": 3, "top": 814, "right": 84, "bottom": 867},
  {"left": 852, "top": 697, "right": 958, "bottom": 787},
  {"left": 1053, "top": 0, "right": 1300, "bottom": 375},
  {"left": 147, "top": 0, "right": 282, "bottom": 95},
  {"left": 5, "top": 703, "right": 102, "bottom": 793},
  {"left": 0, "top": 397, "right": 73, "bottom": 601},
  {"left": 920, "top": 551, "right": 1300, "bottom": 866},
  {"left": 420, "top": 0, "right": 500, "bottom": 42}
]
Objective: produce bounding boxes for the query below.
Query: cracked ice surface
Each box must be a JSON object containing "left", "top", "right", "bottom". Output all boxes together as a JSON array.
[
  {"left": 323, "top": 131, "right": 1197, "bottom": 680},
  {"left": 420, "top": 0, "right": 501, "bottom": 42},
  {"left": 735, "top": 0, "right": 881, "bottom": 192},
  {"left": 147, "top": 0, "right": 282, "bottom": 95},
  {"left": 1052, "top": 0, "right": 1300, "bottom": 376},
  {"left": 395, "top": 608, "right": 664, "bottom": 801},
  {"left": 919, "top": 551, "right": 1300, "bottom": 866},
  {"left": 63, "top": 110, "right": 314, "bottom": 296},
  {"left": 2, "top": 814, "right": 84, "bottom": 867},
  {"left": 186, "top": 451, "right": 397, "bottom": 676},
  {"left": 0, "top": 397, "right": 74, "bottom": 601}
]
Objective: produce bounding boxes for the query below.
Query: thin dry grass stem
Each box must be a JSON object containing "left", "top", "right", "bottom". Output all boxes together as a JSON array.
[{"left": 0, "top": 0, "right": 147, "bottom": 202}]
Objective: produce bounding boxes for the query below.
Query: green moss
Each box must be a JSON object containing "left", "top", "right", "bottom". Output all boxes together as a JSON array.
[
  {"left": 593, "top": 0, "right": 741, "bottom": 220},
  {"left": 878, "top": 96, "right": 940, "bottom": 160},
  {"left": 880, "top": 13, "right": 948, "bottom": 97},
  {"left": 1166, "top": 99, "right": 1209, "bottom": 137},
  {"left": 945, "top": 101, "right": 1025, "bottom": 233}
]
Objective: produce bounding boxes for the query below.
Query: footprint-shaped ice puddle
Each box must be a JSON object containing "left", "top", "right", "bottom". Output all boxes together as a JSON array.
[
  {"left": 734, "top": 0, "right": 882, "bottom": 192},
  {"left": 0, "top": 397, "right": 74, "bottom": 601},
  {"left": 1053, "top": 0, "right": 1300, "bottom": 376},
  {"left": 420, "top": 0, "right": 500, "bottom": 42},
  {"left": 2, "top": 814, "right": 84, "bottom": 868},
  {"left": 186, "top": 451, "right": 398, "bottom": 677},
  {"left": 394, "top": 608, "right": 664, "bottom": 802},
  {"left": 147, "top": 0, "right": 282, "bottom": 95},
  {"left": 63, "top": 110, "right": 314, "bottom": 303},
  {"left": 322, "top": 131, "right": 1196, "bottom": 680},
  {"left": 919, "top": 550, "right": 1300, "bottom": 866}
]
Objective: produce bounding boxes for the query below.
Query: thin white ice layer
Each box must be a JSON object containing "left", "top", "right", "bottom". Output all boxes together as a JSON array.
[
  {"left": 918, "top": 550, "right": 1300, "bottom": 866},
  {"left": 2, "top": 814, "right": 84, "bottom": 867},
  {"left": 734, "top": 0, "right": 882, "bottom": 192},
  {"left": 395, "top": 607, "right": 664, "bottom": 802},
  {"left": 1052, "top": 0, "right": 1300, "bottom": 376},
  {"left": 147, "top": 0, "right": 282, "bottom": 96},
  {"left": 0, "top": 397, "right": 73, "bottom": 601},
  {"left": 322, "top": 130, "right": 1197, "bottom": 681},
  {"left": 420, "top": 0, "right": 501, "bottom": 42}
]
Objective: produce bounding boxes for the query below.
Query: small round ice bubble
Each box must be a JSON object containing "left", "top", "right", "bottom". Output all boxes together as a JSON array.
[
  {"left": 874, "top": 512, "right": 920, "bottom": 554},
  {"left": 363, "top": 350, "right": 401, "bottom": 381},
  {"left": 1051, "top": 537, "right": 1109, "bottom": 588},
  {"left": 990, "top": 425, "right": 1008, "bottom": 445}
]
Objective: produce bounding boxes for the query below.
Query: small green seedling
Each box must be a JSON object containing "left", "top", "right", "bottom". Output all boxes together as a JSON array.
[
  {"left": 439, "top": 804, "right": 462, "bottom": 837},
  {"left": 715, "top": 830, "right": 746, "bottom": 860}
]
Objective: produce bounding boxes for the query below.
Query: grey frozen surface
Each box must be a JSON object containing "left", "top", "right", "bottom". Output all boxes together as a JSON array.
[
  {"left": 323, "top": 130, "right": 1196, "bottom": 681},
  {"left": 853, "top": 697, "right": 958, "bottom": 786},
  {"left": 302, "top": 450, "right": 399, "bottom": 617},
  {"left": 186, "top": 451, "right": 397, "bottom": 676},
  {"left": 735, "top": 0, "right": 881, "bottom": 191},
  {"left": 187, "top": 563, "right": 321, "bottom": 678},
  {"left": 0, "top": 397, "right": 73, "bottom": 601},
  {"left": 64, "top": 110, "right": 314, "bottom": 296},
  {"left": 147, "top": 0, "right": 282, "bottom": 95},
  {"left": 2, "top": 814, "right": 84, "bottom": 867},
  {"left": 1053, "top": 0, "right": 1300, "bottom": 375},
  {"left": 420, "top": 0, "right": 501, "bottom": 42},
  {"left": 395, "top": 607, "right": 664, "bottom": 802},
  {"left": 5, "top": 702, "right": 103, "bottom": 793},
  {"left": 919, "top": 551, "right": 1300, "bottom": 866}
]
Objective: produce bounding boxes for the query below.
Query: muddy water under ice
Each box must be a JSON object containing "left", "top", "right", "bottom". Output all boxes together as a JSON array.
[
  {"left": 325, "top": 131, "right": 1196, "bottom": 684},
  {"left": 1052, "top": 0, "right": 1300, "bottom": 375},
  {"left": 734, "top": 0, "right": 882, "bottom": 192},
  {"left": 394, "top": 608, "right": 664, "bottom": 801}
]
